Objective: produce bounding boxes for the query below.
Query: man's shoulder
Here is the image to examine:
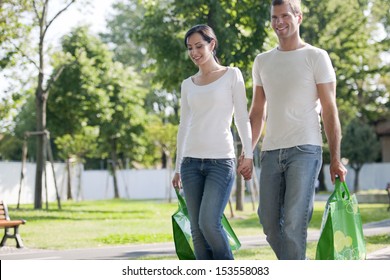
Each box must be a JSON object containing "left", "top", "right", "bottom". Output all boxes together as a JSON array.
[
  {"left": 257, "top": 47, "right": 277, "bottom": 57},
  {"left": 254, "top": 48, "right": 277, "bottom": 61},
  {"left": 303, "top": 44, "right": 329, "bottom": 56}
]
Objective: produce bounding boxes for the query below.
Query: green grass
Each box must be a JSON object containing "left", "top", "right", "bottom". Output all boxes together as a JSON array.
[
  {"left": 5, "top": 199, "right": 390, "bottom": 260},
  {"left": 226, "top": 201, "right": 390, "bottom": 235},
  {"left": 7, "top": 199, "right": 178, "bottom": 249}
]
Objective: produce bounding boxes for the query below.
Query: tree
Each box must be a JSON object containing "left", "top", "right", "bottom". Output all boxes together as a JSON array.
[
  {"left": 301, "top": 0, "right": 389, "bottom": 124},
  {"left": 1, "top": 0, "right": 81, "bottom": 209},
  {"left": 341, "top": 118, "right": 381, "bottom": 192},
  {"left": 0, "top": 0, "right": 31, "bottom": 69},
  {"left": 0, "top": 92, "right": 36, "bottom": 161},
  {"left": 145, "top": 117, "right": 178, "bottom": 201},
  {"left": 0, "top": 1, "right": 34, "bottom": 137},
  {"left": 48, "top": 26, "right": 147, "bottom": 198},
  {"left": 32, "top": 0, "right": 81, "bottom": 209},
  {"left": 97, "top": 60, "right": 147, "bottom": 198},
  {"left": 48, "top": 26, "right": 113, "bottom": 138},
  {"left": 55, "top": 127, "right": 99, "bottom": 200},
  {"left": 0, "top": 91, "right": 28, "bottom": 136}
]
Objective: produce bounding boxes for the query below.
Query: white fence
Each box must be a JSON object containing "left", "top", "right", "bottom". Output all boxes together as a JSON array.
[
  {"left": 323, "top": 163, "right": 390, "bottom": 192},
  {"left": 81, "top": 169, "right": 176, "bottom": 201},
  {"left": 1, "top": 161, "right": 390, "bottom": 205},
  {"left": 0, "top": 161, "right": 176, "bottom": 205}
]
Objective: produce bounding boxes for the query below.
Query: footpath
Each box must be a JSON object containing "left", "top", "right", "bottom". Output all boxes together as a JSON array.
[{"left": 0, "top": 219, "right": 389, "bottom": 260}]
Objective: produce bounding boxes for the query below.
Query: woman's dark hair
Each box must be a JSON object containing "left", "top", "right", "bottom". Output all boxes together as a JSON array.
[{"left": 184, "top": 24, "right": 219, "bottom": 63}]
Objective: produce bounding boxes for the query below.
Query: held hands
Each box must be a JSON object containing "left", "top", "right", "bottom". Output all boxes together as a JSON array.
[
  {"left": 172, "top": 156, "right": 254, "bottom": 187},
  {"left": 237, "top": 155, "right": 253, "bottom": 181},
  {"left": 172, "top": 173, "right": 182, "bottom": 189}
]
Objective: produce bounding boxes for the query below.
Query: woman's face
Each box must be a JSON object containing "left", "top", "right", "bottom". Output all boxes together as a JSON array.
[{"left": 186, "top": 32, "right": 215, "bottom": 66}]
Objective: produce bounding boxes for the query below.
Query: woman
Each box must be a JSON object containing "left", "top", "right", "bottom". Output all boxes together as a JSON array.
[{"left": 171, "top": 24, "right": 253, "bottom": 260}]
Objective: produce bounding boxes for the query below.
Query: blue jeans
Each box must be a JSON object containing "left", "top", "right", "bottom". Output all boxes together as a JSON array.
[
  {"left": 258, "top": 145, "right": 322, "bottom": 260},
  {"left": 180, "top": 157, "right": 235, "bottom": 260}
]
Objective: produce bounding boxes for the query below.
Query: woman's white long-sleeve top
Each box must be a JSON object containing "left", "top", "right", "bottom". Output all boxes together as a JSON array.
[{"left": 175, "top": 67, "right": 252, "bottom": 173}]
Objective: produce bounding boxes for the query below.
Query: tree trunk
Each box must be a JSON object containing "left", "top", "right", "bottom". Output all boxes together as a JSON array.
[
  {"left": 110, "top": 138, "right": 120, "bottom": 199},
  {"left": 166, "top": 151, "right": 173, "bottom": 203},
  {"left": 32, "top": 0, "right": 76, "bottom": 208},
  {"left": 353, "top": 166, "right": 361, "bottom": 193},
  {"left": 66, "top": 157, "right": 73, "bottom": 200},
  {"left": 34, "top": 68, "right": 46, "bottom": 209},
  {"left": 236, "top": 176, "right": 245, "bottom": 211},
  {"left": 161, "top": 150, "right": 167, "bottom": 168},
  {"left": 34, "top": 1, "right": 48, "bottom": 209},
  {"left": 318, "top": 165, "right": 326, "bottom": 192}
]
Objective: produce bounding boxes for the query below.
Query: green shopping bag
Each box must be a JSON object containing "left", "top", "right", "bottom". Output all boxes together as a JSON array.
[
  {"left": 171, "top": 189, "right": 196, "bottom": 260},
  {"left": 171, "top": 189, "right": 241, "bottom": 260},
  {"left": 315, "top": 178, "right": 366, "bottom": 260}
]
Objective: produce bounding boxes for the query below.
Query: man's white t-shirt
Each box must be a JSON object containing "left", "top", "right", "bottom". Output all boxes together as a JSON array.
[
  {"left": 175, "top": 67, "right": 252, "bottom": 173},
  {"left": 252, "top": 44, "right": 336, "bottom": 151}
]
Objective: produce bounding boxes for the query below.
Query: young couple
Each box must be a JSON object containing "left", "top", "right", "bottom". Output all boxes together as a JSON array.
[{"left": 172, "top": 0, "right": 347, "bottom": 260}]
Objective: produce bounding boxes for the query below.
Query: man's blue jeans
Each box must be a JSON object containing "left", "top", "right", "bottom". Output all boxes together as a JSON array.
[
  {"left": 258, "top": 145, "right": 322, "bottom": 260},
  {"left": 180, "top": 157, "right": 235, "bottom": 260}
]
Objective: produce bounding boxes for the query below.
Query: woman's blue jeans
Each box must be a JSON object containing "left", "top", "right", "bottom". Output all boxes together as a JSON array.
[
  {"left": 258, "top": 145, "right": 322, "bottom": 260},
  {"left": 180, "top": 157, "right": 235, "bottom": 260}
]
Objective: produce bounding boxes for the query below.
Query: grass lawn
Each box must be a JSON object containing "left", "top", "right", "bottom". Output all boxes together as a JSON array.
[{"left": 5, "top": 199, "right": 390, "bottom": 260}]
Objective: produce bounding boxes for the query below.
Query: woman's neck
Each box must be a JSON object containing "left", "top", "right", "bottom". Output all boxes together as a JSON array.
[{"left": 198, "top": 61, "right": 222, "bottom": 76}]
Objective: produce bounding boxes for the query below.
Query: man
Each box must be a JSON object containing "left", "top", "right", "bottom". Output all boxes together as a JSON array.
[{"left": 248, "top": 0, "right": 347, "bottom": 259}]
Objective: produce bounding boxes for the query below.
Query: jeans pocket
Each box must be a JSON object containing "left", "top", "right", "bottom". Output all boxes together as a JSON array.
[
  {"left": 295, "top": 145, "right": 321, "bottom": 154},
  {"left": 260, "top": 151, "right": 267, "bottom": 162},
  {"left": 214, "top": 159, "right": 235, "bottom": 170},
  {"left": 182, "top": 157, "right": 192, "bottom": 165}
]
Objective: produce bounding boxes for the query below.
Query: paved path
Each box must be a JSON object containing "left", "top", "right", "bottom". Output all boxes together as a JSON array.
[{"left": 1, "top": 219, "right": 389, "bottom": 260}]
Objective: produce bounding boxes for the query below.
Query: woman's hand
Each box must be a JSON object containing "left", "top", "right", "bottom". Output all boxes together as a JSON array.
[
  {"left": 172, "top": 173, "right": 182, "bottom": 189},
  {"left": 237, "top": 156, "right": 253, "bottom": 181}
]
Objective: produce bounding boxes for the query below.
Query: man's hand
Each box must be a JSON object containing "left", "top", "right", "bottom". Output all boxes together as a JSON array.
[{"left": 329, "top": 159, "right": 347, "bottom": 184}]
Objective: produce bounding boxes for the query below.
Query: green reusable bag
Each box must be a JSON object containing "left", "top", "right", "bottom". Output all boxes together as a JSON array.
[
  {"left": 171, "top": 189, "right": 241, "bottom": 260},
  {"left": 171, "top": 189, "right": 195, "bottom": 260},
  {"left": 315, "top": 178, "right": 366, "bottom": 260}
]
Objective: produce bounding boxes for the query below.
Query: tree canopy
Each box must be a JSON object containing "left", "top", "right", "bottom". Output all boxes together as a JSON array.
[
  {"left": 48, "top": 26, "right": 148, "bottom": 167},
  {"left": 301, "top": 0, "right": 390, "bottom": 125},
  {"left": 341, "top": 118, "right": 381, "bottom": 192}
]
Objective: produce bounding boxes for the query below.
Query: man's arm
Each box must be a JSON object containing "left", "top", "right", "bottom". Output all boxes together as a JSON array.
[
  {"left": 249, "top": 85, "right": 267, "bottom": 150},
  {"left": 239, "top": 85, "right": 266, "bottom": 180},
  {"left": 317, "top": 82, "right": 347, "bottom": 183}
]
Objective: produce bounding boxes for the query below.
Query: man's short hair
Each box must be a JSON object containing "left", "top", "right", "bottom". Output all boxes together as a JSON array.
[{"left": 272, "top": 0, "right": 302, "bottom": 15}]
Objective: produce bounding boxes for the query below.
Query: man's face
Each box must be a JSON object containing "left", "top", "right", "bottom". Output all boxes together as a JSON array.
[{"left": 271, "top": 3, "right": 302, "bottom": 40}]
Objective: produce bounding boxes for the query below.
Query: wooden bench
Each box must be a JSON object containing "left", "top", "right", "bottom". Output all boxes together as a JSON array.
[{"left": 0, "top": 201, "right": 26, "bottom": 248}]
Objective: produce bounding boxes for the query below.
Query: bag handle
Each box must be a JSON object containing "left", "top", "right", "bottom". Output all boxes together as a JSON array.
[
  {"left": 175, "top": 188, "right": 188, "bottom": 215},
  {"left": 335, "top": 177, "right": 351, "bottom": 200},
  {"left": 328, "top": 177, "right": 351, "bottom": 203}
]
